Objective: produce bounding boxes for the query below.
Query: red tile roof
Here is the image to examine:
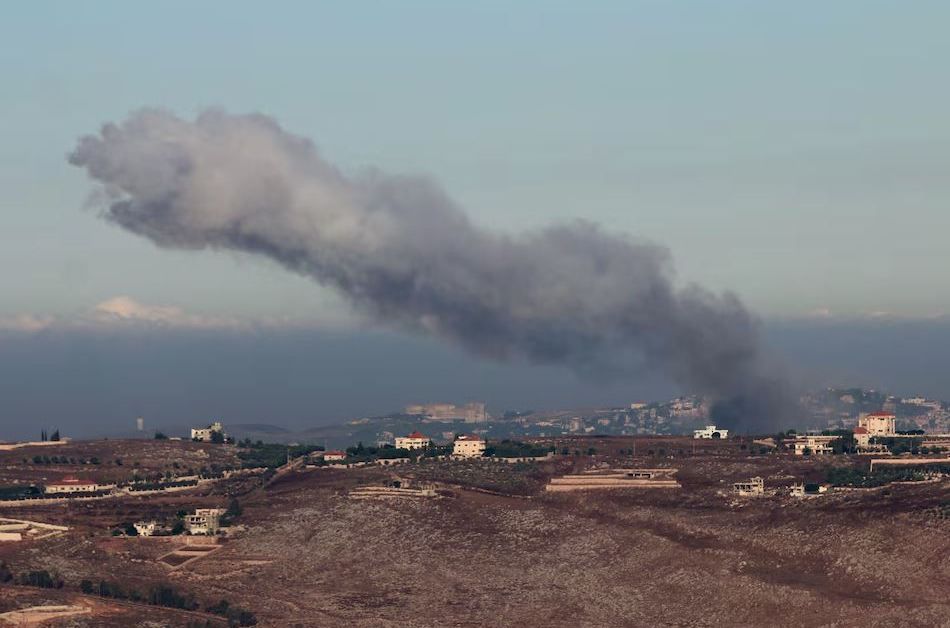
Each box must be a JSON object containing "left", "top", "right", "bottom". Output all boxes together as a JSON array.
[
  {"left": 867, "top": 412, "right": 895, "bottom": 417},
  {"left": 406, "top": 431, "right": 427, "bottom": 439},
  {"left": 456, "top": 434, "right": 483, "bottom": 441},
  {"left": 323, "top": 451, "right": 346, "bottom": 457},
  {"left": 853, "top": 427, "right": 869, "bottom": 434}
]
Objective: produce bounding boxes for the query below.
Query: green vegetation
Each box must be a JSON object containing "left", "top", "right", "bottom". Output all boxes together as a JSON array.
[
  {"left": 17, "top": 569, "right": 62, "bottom": 588},
  {"left": 0, "top": 484, "right": 41, "bottom": 500},
  {"left": 236, "top": 442, "right": 324, "bottom": 468},
  {"left": 872, "top": 437, "right": 924, "bottom": 455},
  {"left": 484, "top": 439, "right": 550, "bottom": 458},
  {"left": 344, "top": 442, "right": 415, "bottom": 462},
  {"left": 206, "top": 599, "right": 259, "bottom": 626},
  {"left": 80, "top": 580, "right": 257, "bottom": 626},
  {"left": 410, "top": 459, "right": 547, "bottom": 495},
  {"left": 824, "top": 464, "right": 950, "bottom": 488},
  {"left": 128, "top": 478, "right": 200, "bottom": 492}
]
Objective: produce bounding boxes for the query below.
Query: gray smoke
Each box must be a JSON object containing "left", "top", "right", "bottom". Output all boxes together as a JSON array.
[{"left": 69, "top": 108, "right": 794, "bottom": 430}]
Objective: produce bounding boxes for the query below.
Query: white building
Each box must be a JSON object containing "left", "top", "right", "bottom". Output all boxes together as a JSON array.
[
  {"left": 191, "top": 421, "right": 226, "bottom": 442},
  {"left": 791, "top": 434, "right": 840, "bottom": 455},
  {"left": 693, "top": 425, "right": 728, "bottom": 439},
  {"left": 858, "top": 412, "right": 896, "bottom": 437},
  {"left": 185, "top": 508, "right": 225, "bottom": 535},
  {"left": 453, "top": 435, "right": 486, "bottom": 458},
  {"left": 395, "top": 431, "right": 431, "bottom": 450},
  {"left": 44, "top": 476, "right": 114, "bottom": 494}
]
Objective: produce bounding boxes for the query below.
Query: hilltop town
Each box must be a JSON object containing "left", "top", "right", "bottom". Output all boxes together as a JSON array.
[
  {"left": 0, "top": 389, "right": 949, "bottom": 626},
  {"left": 220, "top": 388, "right": 950, "bottom": 450}
]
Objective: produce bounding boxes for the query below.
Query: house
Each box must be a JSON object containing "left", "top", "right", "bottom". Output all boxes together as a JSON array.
[
  {"left": 185, "top": 508, "right": 225, "bottom": 535},
  {"left": 858, "top": 412, "right": 896, "bottom": 437},
  {"left": 44, "top": 476, "right": 113, "bottom": 494},
  {"left": 693, "top": 425, "right": 728, "bottom": 439},
  {"left": 191, "top": 421, "right": 226, "bottom": 442},
  {"left": 323, "top": 450, "right": 347, "bottom": 462},
  {"left": 853, "top": 426, "right": 871, "bottom": 448},
  {"left": 133, "top": 521, "right": 159, "bottom": 536},
  {"left": 733, "top": 477, "right": 765, "bottom": 496},
  {"left": 791, "top": 434, "right": 840, "bottom": 455},
  {"left": 453, "top": 434, "right": 486, "bottom": 458},
  {"left": 395, "top": 431, "right": 431, "bottom": 450}
]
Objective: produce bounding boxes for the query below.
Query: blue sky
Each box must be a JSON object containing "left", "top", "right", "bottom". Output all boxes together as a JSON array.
[{"left": 2, "top": 0, "right": 949, "bottom": 323}]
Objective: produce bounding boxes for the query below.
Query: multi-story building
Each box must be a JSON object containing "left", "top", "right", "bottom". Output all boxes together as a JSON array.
[
  {"left": 191, "top": 421, "right": 226, "bottom": 442},
  {"left": 185, "top": 508, "right": 225, "bottom": 535},
  {"left": 733, "top": 477, "right": 765, "bottom": 496},
  {"left": 395, "top": 431, "right": 431, "bottom": 450},
  {"left": 453, "top": 434, "right": 486, "bottom": 458},
  {"left": 791, "top": 434, "right": 840, "bottom": 455},
  {"left": 858, "top": 412, "right": 896, "bottom": 436}
]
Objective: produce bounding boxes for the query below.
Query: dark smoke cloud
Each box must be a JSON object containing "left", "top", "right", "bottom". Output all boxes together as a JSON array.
[{"left": 69, "top": 108, "right": 795, "bottom": 430}]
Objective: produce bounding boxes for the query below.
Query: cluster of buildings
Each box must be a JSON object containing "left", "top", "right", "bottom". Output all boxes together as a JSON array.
[
  {"left": 404, "top": 402, "right": 488, "bottom": 423},
  {"left": 803, "top": 388, "right": 950, "bottom": 434},
  {"left": 321, "top": 431, "right": 489, "bottom": 465},
  {"left": 133, "top": 507, "right": 225, "bottom": 537},
  {"left": 393, "top": 431, "right": 486, "bottom": 457},
  {"left": 790, "top": 411, "right": 901, "bottom": 455}
]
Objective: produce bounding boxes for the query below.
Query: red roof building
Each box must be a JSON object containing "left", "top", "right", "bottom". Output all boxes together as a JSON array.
[{"left": 395, "top": 431, "right": 431, "bottom": 450}]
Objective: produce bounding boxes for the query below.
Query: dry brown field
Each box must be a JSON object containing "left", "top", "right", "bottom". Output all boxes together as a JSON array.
[{"left": 1, "top": 436, "right": 948, "bottom": 627}]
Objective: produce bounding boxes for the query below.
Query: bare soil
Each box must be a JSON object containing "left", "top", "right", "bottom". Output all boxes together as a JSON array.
[{"left": 1, "top": 437, "right": 949, "bottom": 627}]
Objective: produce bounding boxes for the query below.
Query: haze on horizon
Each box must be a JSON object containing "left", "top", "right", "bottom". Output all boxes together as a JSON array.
[{"left": 1, "top": 2, "right": 949, "bottom": 438}]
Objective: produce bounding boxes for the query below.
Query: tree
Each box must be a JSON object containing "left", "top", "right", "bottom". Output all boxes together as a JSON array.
[
  {"left": 124, "top": 523, "right": 139, "bottom": 536},
  {"left": 210, "top": 430, "right": 225, "bottom": 444},
  {"left": 226, "top": 497, "right": 242, "bottom": 520},
  {"left": 0, "top": 562, "right": 12, "bottom": 583},
  {"left": 80, "top": 579, "right": 94, "bottom": 594},
  {"left": 154, "top": 432, "right": 168, "bottom": 440},
  {"left": 49, "top": 430, "right": 60, "bottom": 442}
]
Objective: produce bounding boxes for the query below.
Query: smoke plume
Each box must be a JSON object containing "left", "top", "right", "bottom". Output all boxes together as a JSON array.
[{"left": 69, "top": 108, "right": 794, "bottom": 430}]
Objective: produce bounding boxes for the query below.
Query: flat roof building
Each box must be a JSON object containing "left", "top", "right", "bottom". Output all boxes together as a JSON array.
[
  {"left": 395, "top": 431, "right": 431, "bottom": 450},
  {"left": 453, "top": 434, "right": 486, "bottom": 458},
  {"left": 858, "top": 412, "right": 896, "bottom": 437},
  {"left": 693, "top": 425, "right": 728, "bottom": 439}
]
